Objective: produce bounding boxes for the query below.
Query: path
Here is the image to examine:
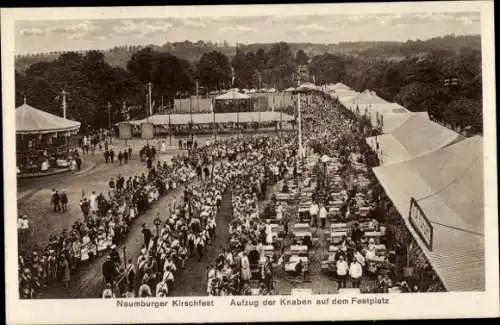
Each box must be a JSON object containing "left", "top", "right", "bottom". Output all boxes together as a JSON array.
[{"left": 171, "top": 191, "right": 233, "bottom": 296}]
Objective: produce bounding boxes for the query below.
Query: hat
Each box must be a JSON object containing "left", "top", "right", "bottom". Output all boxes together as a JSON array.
[{"left": 368, "top": 238, "right": 375, "bottom": 244}]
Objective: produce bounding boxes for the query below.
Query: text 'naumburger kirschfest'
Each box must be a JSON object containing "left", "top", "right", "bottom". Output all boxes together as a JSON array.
[{"left": 116, "top": 296, "right": 390, "bottom": 309}]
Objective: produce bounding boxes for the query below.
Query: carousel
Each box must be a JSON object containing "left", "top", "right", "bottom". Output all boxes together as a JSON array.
[{"left": 16, "top": 101, "right": 81, "bottom": 177}]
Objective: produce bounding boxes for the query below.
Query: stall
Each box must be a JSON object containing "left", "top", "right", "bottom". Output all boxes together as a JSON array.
[
  {"left": 373, "top": 136, "right": 484, "bottom": 292},
  {"left": 16, "top": 102, "right": 81, "bottom": 176}
]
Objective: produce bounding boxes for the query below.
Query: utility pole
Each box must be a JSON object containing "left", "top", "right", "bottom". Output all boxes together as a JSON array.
[
  {"left": 196, "top": 79, "right": 200, "bottom": 112},
  {"left": 147, "top": 82, "right": 152, "bottom": 121},
  {"left": 107, "top": 101, "right": 112, "bottom": 130},
  {"left": 297, "top": 77, "right": 303, "bottom": 162},
  {"left": 190, "top": 95, "right": 194, "bottom": 142},
  {"left": 59, "top": 89, "right": 69, "bottom": 119}
]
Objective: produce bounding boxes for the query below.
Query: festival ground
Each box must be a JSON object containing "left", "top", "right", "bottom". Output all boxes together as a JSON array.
[{"left": 17, "top": 134, "right": 374, "bottom": 298}]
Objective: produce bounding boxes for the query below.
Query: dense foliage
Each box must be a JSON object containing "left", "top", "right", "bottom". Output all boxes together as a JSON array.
[{"left": 15, "top": 35, "right": 482, "bottom": 133}]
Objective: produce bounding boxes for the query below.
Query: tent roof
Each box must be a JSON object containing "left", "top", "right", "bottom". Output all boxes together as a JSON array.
[
  {"left": 373, "top": 136, "right": 484, "bottom": 291},
  {"left": 126, "top": 112, "right": 295, "bottom": 126},
  {"left": 297, "top": 82, "right": 318, "bottom": 92},
  {"left": 379, "top": 111, "right": 429, "bottom": 134},
  {"left": 337, "top": 92, "right": 360, "bottom": 107},
  {"left": 359, "top": 102, "right": 409, "bottom": 115},
  {"left": 349, "top": 90, "right": 389, "bottom": 106},
  {"left": 215, "top": 89, "right": 250, "bottom": 100},
  {"left": 368, "top": 114, "right": 465, "bottom": 165},
  {"left": 16, "top": 103, "right": 81, "bottom": 135},
  {"left": 333, "top": 82, "right": 351, "bottom": 90}
]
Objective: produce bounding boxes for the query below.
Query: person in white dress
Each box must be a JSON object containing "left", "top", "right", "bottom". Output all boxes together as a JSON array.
[
  {"left": 240, "top": 252, "right": 252, "bottom": 282},
  {"left": 265, "top": 220, "right": 273, "bottom": 245},
  {"left": 89, "top": 191, "right": 98, "bottom": 214}
]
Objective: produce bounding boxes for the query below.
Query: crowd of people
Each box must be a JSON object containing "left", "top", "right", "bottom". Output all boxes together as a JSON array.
[
  {"left": 19, "top": 91, "right": 441, "bottom": 298},
  {"left": 17, "top": 138, "right": 223, "bottom": 299},
  {"left": 205, "top": 135, "right": 298, "bottom": 296}
]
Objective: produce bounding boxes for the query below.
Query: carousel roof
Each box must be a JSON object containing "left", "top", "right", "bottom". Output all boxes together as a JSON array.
[{"left": 16, "top": 103, "right": 81, "bottom": 135}]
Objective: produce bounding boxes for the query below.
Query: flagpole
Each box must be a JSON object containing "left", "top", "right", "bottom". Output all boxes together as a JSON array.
[
  {"left": 196, "top": 79, "right": 200, "bottom": 112},
  {"left": 61, "top": 90, "right": 68, "bottom": 119},
  {"left": 190, "top": 95, "right": 194, "bottom": 142},
  {"left": 147, "top": 82, "right": 152, "bottom": 123},
  {"left": 258, "top": 98, "right": 261, "bottom": 132},
  {"left": 297, "top": 79, "right": 303, "bottom": 162},
  {"left": 212, "top": 97, "right": 216, "bottom": 141},
  {"left": 169, "top": 110, "right": 172, "bottom": 145}
]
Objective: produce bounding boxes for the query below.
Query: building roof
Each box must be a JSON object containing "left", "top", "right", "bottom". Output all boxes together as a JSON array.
[
  {"left": 126, "top": 111, "right": 295, "bottom": 126},
  {"left": 373, "top": 136, "right": 484, "bottom": 291},
  {"left": 16, "top": 103, "right": 81, "bottom": 135},
  {"left": 367, "top": 114, "right": 465, "bottom": 165}
]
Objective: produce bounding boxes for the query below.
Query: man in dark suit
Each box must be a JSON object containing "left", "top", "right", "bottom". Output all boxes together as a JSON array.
[{"left": 102, "top": 255, "right": 117, "bottom": 285}]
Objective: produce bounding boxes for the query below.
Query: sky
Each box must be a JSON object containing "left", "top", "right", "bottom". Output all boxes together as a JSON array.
[{"left": 15, "top": 12, "right": 481, "bottom": 54}]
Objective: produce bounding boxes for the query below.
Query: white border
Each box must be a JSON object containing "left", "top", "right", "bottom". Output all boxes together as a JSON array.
[{"left": 2, "top": 2, "right": 499, "bottom": 324}]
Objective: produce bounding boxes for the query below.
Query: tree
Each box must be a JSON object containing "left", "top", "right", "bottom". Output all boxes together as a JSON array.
[
  {"left": 231, "top": 48, "right": 253, "bottom": 89},
  {"left": 152, "top": 52, "right": 194, "bottom": 101},
  {"left": 197, "top": 51, "right": 231, "bottom": 91},
  {"left": 296, "top": 49, "right": 309, "bottom": 65},
  {"left": 126, "top": 46, "right": 157, "bottom": 84},
  {"left": 266, "top": 42, "right": 296, "bottom": 89}
]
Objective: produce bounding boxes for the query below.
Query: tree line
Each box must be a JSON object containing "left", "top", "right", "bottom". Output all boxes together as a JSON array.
[{"left": 15, "top": 37, "right": 482, "bottom": 133}]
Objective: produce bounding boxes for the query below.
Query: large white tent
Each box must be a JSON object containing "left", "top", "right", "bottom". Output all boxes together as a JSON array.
[
  {"left": 373, "top": 136, "right": 484, "bottom": 292},
  {"left": 366, "top": 113, "right": 465, "bottom": 165}
]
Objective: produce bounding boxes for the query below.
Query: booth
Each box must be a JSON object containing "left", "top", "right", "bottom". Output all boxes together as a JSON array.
[{"left": 16, "top": 102, "right": 81, "bottom": 176}]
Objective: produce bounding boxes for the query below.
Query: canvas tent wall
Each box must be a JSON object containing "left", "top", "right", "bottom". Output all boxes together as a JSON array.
[
  {"left": 366, "top": 113, "right": 465, "bottom": 165},
  {"left": 373, "top": 136, "right": 484, "bottom": 292}
]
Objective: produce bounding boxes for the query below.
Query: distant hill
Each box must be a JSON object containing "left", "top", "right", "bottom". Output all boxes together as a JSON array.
[{"left": 15, "top": 34, "right": 481, "bottom": 73}]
